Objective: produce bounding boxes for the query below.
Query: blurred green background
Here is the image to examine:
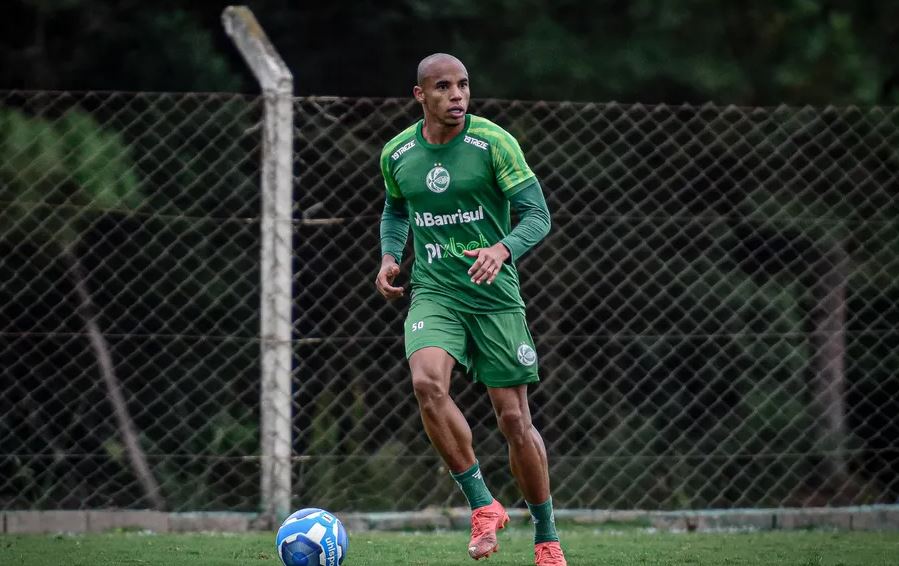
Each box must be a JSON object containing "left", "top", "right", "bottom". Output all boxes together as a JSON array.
[{"left": 2, "top": 0, "right": 898, "bottom": 104}]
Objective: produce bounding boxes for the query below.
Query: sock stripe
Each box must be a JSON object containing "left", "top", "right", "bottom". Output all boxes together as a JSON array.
[
  {"left": 450, "top": 461, "right": 493, "bottom": 510},
  {"left": 527, "top": 497, "right": 560, "bottom": 544}
]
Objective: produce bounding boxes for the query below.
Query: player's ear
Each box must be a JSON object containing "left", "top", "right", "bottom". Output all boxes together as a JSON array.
[{"left": 413, "top": 85, "right": 425, "bottom": 103}]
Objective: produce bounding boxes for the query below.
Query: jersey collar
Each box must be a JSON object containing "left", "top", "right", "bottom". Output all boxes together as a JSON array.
[{"left": 415, "top": 114, "right": 471, "bottom": 149}]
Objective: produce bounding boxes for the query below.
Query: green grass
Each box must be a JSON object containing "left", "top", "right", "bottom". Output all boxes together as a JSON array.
[{"left": 2, "top": 525, "right": 899, "bottom": 565}]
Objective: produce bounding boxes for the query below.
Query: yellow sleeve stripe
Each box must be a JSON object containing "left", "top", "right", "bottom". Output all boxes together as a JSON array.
[{"left": 469, "top": 120, "right": 535, "bottom": 192}]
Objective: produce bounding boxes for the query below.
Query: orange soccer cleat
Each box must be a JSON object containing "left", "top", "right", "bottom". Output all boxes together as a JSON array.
[
  {"left": 534, "top": 541, "right": 567, "bottom": 565},
  {"left": 467, "top": 499, "right": 510, "bottom": 560}
]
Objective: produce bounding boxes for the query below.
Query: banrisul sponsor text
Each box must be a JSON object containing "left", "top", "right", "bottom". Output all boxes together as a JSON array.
[{"left": 415, "top": 205, "right": 484, "bottom": 227}]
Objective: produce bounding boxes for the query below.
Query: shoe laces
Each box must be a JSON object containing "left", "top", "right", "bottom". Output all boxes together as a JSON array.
[
  {"left": 535, "top": 542, "right": 565, "bottom": 563},
  {"left": 470, "top": 503, "right": 501, "bottom": 539}
]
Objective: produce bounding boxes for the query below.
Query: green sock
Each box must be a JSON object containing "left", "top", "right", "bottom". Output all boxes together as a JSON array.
[
  {"left": 450, "top": 461, "right": 494, "bottom": 510},
  {"left": 527, "top": 497, "right": 560, "bottom": 544}
]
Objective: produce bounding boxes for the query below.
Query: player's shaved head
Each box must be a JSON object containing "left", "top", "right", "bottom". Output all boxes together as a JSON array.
[{"left": 417, "top": 53, "right": 467, "bottom": 86}]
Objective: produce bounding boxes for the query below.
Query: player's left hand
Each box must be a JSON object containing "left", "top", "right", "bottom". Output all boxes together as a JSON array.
[{"left": 463, "top": 243, "right": 510, "bottom": 285}]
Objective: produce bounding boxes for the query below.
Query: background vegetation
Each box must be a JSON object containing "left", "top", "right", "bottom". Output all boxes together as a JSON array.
[{"left": 1, "top": 1, "right": 897, "bottom": 512}]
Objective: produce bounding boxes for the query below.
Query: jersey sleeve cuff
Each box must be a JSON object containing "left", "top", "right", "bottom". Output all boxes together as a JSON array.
[
  {"left": 502, "top": 176, "right": 538, "bottom": 198},
  {"left": 499, "top": 237, "right": 524, "bottom": 265},
  {"left": 381, "top": 250, "right": 403, "bottom": 263}
]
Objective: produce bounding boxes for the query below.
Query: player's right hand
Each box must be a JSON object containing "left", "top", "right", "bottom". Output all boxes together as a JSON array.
[{"left": 375, "top": 258, "right": 405, "bottom": 301}]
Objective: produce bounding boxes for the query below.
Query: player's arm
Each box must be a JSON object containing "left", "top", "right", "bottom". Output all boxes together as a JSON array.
[
  {"left": 380, "top": 193, "right": 409, "bottom": 264},
  {"left": 378, "top": 197, "right": 409, "bottom": 300},
  {"left": 376, "top": 153, "right": 409, "bottom": 300},
  {"left": 465, "top": 124, "right": 549, "bottom": 285},
  {"left": 466, "top": 181, "right": 550, "bottom": 284},
  {"left": 500, "top": 180, "right": 550, "bottom": 262}
]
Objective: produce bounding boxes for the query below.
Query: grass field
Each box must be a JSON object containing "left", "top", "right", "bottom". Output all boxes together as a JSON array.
[{"left": 2, "top": 525, "right": 899, "bottom": 565}]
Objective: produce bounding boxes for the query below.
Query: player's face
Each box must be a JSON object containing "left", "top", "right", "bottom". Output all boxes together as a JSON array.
[{"left": 415, "top": 61, "right": 470, "bottom": 128}]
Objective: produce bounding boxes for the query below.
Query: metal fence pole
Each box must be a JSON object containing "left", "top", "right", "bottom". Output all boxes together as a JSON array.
[{"left": 222, "top": 6, "right": 294, "bottom": 526}]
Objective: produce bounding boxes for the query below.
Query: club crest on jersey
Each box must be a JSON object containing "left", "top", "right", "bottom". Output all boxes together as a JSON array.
[
  {"left": 426, "top": 164, "right": 451, "bottom": 193},
  {"left": 517, "top": 343, "right": 537, "bottom": 366}
]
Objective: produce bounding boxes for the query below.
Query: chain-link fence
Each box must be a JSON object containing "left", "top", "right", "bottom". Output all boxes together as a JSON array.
[
  {"left": 1, "top": 91, "right": 263, "bottom": 511},
  {"left": 2, "top": 91, "right": 898, "bottom": 514},
  {"left": 294, "top": 98, "right": 899, "bottom": 512}
]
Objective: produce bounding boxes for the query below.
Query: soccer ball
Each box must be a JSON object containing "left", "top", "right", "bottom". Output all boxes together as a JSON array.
[{"left": 276, "top": 508, "right": 348, "bottom": 566}]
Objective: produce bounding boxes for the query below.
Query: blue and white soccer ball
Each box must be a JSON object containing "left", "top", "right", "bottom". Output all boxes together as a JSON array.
[{"left": 276, "top": 508, "right": 348, "bottom": 566}]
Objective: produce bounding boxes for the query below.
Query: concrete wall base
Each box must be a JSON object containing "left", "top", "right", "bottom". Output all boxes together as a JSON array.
[{"left": 3, "top": 505, "right": 898, "bottom": 534}]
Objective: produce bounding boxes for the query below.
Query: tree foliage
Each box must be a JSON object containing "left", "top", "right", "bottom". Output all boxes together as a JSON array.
[
  {"left": 2, "top": 0, "right": 898, "bottom": 104},
  {"left": 2, "top": 0, "right": 898, "bottom": 511},
  {"left": 0, "top": 107, "right": 141, "bottom": 244}
]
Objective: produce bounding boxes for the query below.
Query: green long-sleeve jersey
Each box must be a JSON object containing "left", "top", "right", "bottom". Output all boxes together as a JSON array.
[{"left": 379, "top": 114, "right": 548, "bottom": 313}]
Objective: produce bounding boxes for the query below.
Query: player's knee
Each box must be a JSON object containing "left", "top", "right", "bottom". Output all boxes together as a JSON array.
[
  {"left": 411, "top": 371, "right": 447, "bottom": 406},
  {"left": 496, "top": 409, "right": 530, "bottom": 442}
]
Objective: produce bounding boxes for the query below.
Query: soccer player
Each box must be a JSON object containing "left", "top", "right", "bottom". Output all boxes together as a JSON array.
[{"left": 375, "top": 53, "right": 567, "bottom": 566}]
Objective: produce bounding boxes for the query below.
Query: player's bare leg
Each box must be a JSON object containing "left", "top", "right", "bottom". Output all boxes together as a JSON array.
[
  {"left": 487, "top": 385, "right": 549, "bottom": 502},
  {"left": 409, "top": 347, "right": 509, "bottom": 560},
  {"left": 409, "top": 347, "right": 474, "bottom": 471},
  {"left": 488, "top": 385, "right": 566, "bottom": 565}
]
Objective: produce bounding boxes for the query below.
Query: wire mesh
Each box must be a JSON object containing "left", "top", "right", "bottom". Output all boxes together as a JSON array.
[
  {"left": 2, "top": 91, "right": 898, "bottom": 513},
  {"left": 293, "top": 98, "right": 899, "bottom": 512},
  {"left": 0, "top": 91, "right": 263, "bottom": 511}
]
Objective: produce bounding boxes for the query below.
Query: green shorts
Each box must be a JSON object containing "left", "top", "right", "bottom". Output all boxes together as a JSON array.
[{"left": 404, "top": 299, "right": 539, "bottom": 388}]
